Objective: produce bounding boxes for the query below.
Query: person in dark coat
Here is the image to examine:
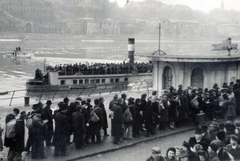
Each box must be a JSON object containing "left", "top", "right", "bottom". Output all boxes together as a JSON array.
[
  {"left": 109, "top": 94, "right": 118, "bottom": 136},
  {"left": 31, "top": 106, "right": 46, "bottom": 159},
  {"left": 99, "top": 97, "right": 109, "bottom": 137},
  {"left": 90, "top": 99, "right": 104, "bottom": 143},
  {"left": 42, "top": 100, "right": 53, "bottom": 146},
  {"left": 141, "top": 93, "right": 148, "bottom": 131},
  {"left": 145, "top": 99, "right": 154, "bottom": 137},
  {"left": 85, "top": 98, "right": 93, "bottom": 142},
  {"left": 72, "top": 104, "right": 86, "bottom": 149},
  {"left": 15, "top": 111, "right": 27, "bottom": 161},
  {"left": 178, "top": 90, "right": 189, "bottom": 127},
  {"left": 112, "top": 98, "right": 123, "bottom": 144},
  {"left": 132, "top": 98, "right": 142, "bottom": 137},
  {"left": 169, "top": 96, "right": 179, "bottom": 129},
  {"left": 4, "top": 108, "right": 19, "bottom": 161},
  {"left": 123, "top": 97, "right": 134, "bottom": 140},
  {"left": 188, "top": 127, "right": 209, "bottom": 151},
  {"left": 53, "top": 102, "right": 70, "bottom": 157}
]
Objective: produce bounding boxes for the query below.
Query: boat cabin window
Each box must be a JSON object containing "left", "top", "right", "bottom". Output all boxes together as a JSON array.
[
  {"left": 102, "top": 79, "right": 105, "bottom": 83},
  {"left": 90, "top": 80, "right": 95, "bottom": 84},
  {"left": 96, "top": 79, "right": 100, "bottom": 83},
  {"left": 79, "top": 80, "right": 83, "bottom": 84},
  {"left": 124, "top": 78, "right": 128, "bottom": 82},
  {"left": 85, "top": 79, "right": 89, "bottom": 84},
  {"left": 60, "top": 80, "right": 65, "bottom": 85},
  {"left": 73, "top": 80, "right": 77, "bottom": 84},
  {"left": 110, "top": 79, "right": 114, "bottom": 83},
  {"left": 115, "top": 78, "right": 119, "bottom": 83}
]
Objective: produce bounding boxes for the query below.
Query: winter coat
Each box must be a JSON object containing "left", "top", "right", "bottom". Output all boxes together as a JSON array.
[
  {"left": 112, "top": 103, "right": 123, "bottom": 138},
  {"left": 4, "top": 114, "right": 16, "bottom": 147},
  {"left": 90, "top": 106, "right": 103, "bottom": 135},
  {"left": 72, "top": 111, "right": 85, "bottom": 146},
  {"left": 53, "top": 111, "right": 70, "bottom": 146},
  {"left": 99, "top": 102, "right": 108, "bottom": 129},
  {"left": 15, "top": 118, "right": 25, "bottom": 152}
]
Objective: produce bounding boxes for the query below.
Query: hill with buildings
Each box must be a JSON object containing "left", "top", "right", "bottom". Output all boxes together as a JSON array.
[{"left": 0, "top": 0, "right": 240, "bottom": 39}]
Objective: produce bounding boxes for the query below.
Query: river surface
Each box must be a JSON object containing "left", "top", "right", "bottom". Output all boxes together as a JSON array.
[{"left": 0, "top": 35, "right": 239, "bottom": 106}]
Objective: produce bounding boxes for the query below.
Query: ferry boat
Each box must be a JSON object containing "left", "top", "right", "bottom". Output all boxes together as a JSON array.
[
  {"left": 3, "top": 47, "right": 34, "bottom": 59},
  {"left": 25, "top": 67, "right": 153, "bottom": 93},
  {"left": 25, "top": 38, "right": 153, "bottom": 94}
]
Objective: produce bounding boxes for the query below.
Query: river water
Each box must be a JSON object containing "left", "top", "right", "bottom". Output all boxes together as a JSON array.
[{"left": 0, "top": 35, "right": 239, "bottom": 106}]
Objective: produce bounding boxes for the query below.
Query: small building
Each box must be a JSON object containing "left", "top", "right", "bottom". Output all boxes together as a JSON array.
[{"left": 151, "top": 50, "right": 240, "bottom": 94}]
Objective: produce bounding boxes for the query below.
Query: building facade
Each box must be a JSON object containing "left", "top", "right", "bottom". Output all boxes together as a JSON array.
[{"left": 152, "top": 52, "right": 240, "bottom": 94}]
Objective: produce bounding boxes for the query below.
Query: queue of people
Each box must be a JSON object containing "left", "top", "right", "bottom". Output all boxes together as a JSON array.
[{"left": 1, "top": 79, "right": 240, "bottom": 160}]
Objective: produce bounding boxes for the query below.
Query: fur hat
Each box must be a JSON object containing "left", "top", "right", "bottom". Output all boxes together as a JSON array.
[{"left": 13, "top": 108, "right": 20, "bottom": 115}]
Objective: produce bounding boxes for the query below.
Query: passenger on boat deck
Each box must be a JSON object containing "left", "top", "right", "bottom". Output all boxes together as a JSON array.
[{"left": 47, "top": 61, "right": 153, "bottom": 75}]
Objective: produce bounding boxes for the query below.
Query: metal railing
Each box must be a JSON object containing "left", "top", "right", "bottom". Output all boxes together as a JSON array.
[{"left": 0, "top": 80, "right": 153, "bottom": 106}]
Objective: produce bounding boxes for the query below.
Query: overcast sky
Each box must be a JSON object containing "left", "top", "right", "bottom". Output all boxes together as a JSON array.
[{"left": 109, "top": 0, "right": 240, "bottom": 13}]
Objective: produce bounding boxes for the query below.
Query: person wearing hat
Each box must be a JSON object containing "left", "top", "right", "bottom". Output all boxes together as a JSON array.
[
  {"left": 4, "top": 108, "right": 20, "bottom": 160},
  {"left": 53, "top": 102, "right": 70, "bottom": 157},
  {"left": 99, "top": 97, "right": 109, "bottom": 137},
  {"left": 31, "top": 105, "right": 47, "bottom": 159},
  {"left": 24, "top": 104, "right": 39, "bottom": 153},
  {"left": 109, "top": 94, "right": 118, "bottom": 137},
  {"left": 188, "top": 127, "right": 209, "bottom": 151},
  {"left": 226, "top": 134, "right": 240, "bottom": 160},
  {"left": 90, "top": 99, "right": 103, "bottom": 143},
  {"left": 63, "top": 97, "right": 69, "bottom": 106},
  {"left": 146, "top": 147, "right": 164, "bottom": 161},
  {"left": 209, "top": 121, "right": 219, "bottom": 141},
  {"left": 201, "top": 124, "right": 211, "bottom": 145},
  {"left": 208, "top": 140, "right": 222, "bottom": 161},
  {"left": 42, "top": 100, "right": 53, "bottom": 147},
  {"left": 71, "top": 104, "right": 85, "bottom": 149},
  {"left": 112, "top": 98, "right": 123, "bottom": 144},
  {"left": 14, "top": 111, "right": 27, "bottom": 161}
]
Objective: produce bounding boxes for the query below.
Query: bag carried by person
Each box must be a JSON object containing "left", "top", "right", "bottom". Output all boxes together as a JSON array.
[
  {"left": 26, "top": 117, "right": 33, "bottom": 129},
  {"left": 190, "top": 97, "right": 199, "bottom": 109},
  {"left": 90, "top": 107, "right": 100, "bottom": 122},
  {"left": 5, "top": 119, "right": 16, "bottom": 138},
  {"left": 123, "top": 107, "right": 133, "bottom": 123}
]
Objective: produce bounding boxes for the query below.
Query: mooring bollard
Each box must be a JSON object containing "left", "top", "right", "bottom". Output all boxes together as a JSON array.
[{"left": 24, "top": 96, "right": 30, "bottom": 106}]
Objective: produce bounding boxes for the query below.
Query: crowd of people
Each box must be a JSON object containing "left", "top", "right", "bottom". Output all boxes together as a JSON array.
[
  {"left": 1, "top": 79, "right": 240, "bottom": 160},
  {"left": 46, "top": 61, "right": 153, "bottom": 75}
]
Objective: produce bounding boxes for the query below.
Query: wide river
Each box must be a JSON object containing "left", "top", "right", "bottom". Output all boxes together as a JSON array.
[{"left": 0, "top": 35, "right": 239, "bottom": 106}]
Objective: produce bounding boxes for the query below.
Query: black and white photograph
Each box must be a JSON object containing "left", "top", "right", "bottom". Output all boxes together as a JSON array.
[{"left": 1, "top": 0, "right": 240, "bottom": 160}]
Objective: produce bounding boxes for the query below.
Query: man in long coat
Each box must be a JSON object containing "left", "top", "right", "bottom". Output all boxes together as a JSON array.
[
  {"left": 99, "top": 97, "right": 109, "bottom": 137},
  {"left": 42, "top": 100, "right": 53, "bottom": 146},
  {"left": 90, "top": 99, "right": 103, "bottom": 143},
  {"left": 15, "top": 111, "right": 27, "bottom": 161},
  {"left": 4, "top": 108, "right": 19, "bottom": 161},
  {"left": 72, "top": 104, "right": 86, "bottom": 149},
  {"left": 31, "top": 107, "right": 46, "bottom": 159},
  {"left": 113, "top": 98, "right": 123, "bottom": 144},
  {"left": 109, "top": 94, "right": 118, "bottom": 136},
  {"left": 53, "top": 102, "right": 70, "bottom": 157}
]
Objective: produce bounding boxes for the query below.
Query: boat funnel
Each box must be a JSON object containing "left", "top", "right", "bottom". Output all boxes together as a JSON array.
[{"left": 128, "top": 38, "right": 135, "bottom": 65}]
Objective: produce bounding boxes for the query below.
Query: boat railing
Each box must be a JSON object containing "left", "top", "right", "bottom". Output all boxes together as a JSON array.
[
  {"left": 58, "top": 69, "right": 151, "bottom": 76},
  {"left": 0, "top": 80, "right": 153, "bottom": 106}
]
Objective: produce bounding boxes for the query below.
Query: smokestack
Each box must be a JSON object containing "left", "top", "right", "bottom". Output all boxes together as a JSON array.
[{"left": 128, "top": 38, "right": 135, "bottom": 65}]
